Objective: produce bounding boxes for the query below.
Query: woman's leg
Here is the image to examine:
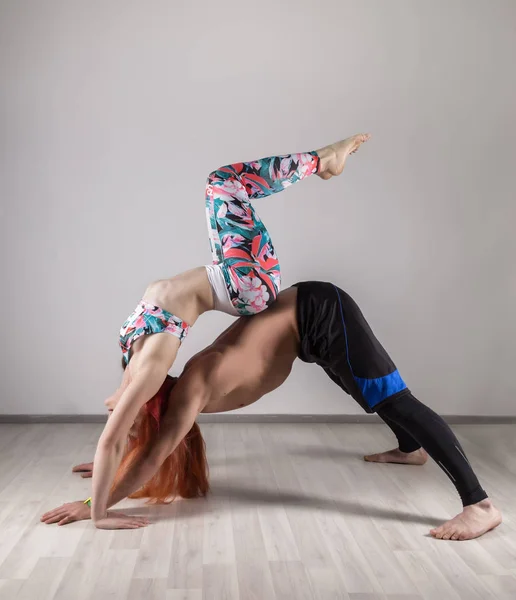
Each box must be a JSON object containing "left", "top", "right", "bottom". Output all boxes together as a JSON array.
[
  {"left": 205, "top": 152, "right": 319, "bottom": 314},
  {"left": 205, "top": 135, "right": 371, "bottom": 315},
  {"left": 376, "top": 392, "right": 501, "bottom": 540}
]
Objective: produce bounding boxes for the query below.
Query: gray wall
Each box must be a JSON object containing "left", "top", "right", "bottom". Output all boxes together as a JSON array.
[{"left": 1, "top": 0, "right": 515, "bottom": 416}]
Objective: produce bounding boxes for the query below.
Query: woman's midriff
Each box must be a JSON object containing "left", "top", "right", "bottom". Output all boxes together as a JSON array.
[{"left": 143, "top": 267, "right": 214, "bottom": 326}]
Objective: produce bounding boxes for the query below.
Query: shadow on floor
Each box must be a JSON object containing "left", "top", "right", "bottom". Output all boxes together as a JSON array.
[
  {"left": 120, "top": 480, "right": 443, "bottom": 528},
  {"left": 208, "top": 446, "right": 369, "bottom": 465},
  {"left": 285, "top": 445, "right": 368, "bottom": 461}
]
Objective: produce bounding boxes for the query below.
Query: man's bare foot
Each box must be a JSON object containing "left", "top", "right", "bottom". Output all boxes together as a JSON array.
[
  {"left": 364, "top": 447, "right": 428, "bottom": 465},
  {"left": 430, "top": 499, "right": 502, "bottom": 541},
  {"left": 316, "top": 133, "right": 371, "bottom": 180}
]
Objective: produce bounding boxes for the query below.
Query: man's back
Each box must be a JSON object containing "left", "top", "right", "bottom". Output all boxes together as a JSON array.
[{"left": 180, "top": 287, "right": 300, "bottom": 414}]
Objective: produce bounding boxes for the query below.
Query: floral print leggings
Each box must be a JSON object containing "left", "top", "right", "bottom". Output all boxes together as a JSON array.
[{"left": 206, "top": 151, "right": 319, "bottom": 315}]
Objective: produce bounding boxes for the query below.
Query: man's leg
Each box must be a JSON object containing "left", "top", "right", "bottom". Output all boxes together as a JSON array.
[
  {"left": 364, "top": 411, "right": 428, "bottom": 465},
  {"left": 376, "top": 392, "right": 502, "bottom": 540},
  {"left": 296, "top": 281, "right": 502, "bottom": 540}
]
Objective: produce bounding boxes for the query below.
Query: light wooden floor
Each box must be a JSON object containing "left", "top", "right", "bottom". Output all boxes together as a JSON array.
[{"left": 0, "top": 423, "right": 515, "bottom": 600}]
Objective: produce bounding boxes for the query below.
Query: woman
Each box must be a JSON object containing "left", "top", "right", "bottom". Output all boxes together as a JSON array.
[{"left": 84, "top": 134, "right": 371, "bottom": 529}]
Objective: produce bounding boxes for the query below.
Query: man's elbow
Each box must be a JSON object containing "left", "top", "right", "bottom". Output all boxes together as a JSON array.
[
  {"left": 97, "top": 435, "right": 125, "bottom": 457},
  {"left": 148, "top": 440, "right": 175, "bottom": 468}
]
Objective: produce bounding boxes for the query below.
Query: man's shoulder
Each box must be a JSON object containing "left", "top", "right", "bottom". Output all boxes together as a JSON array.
[
  {"left": 183, "top": 348, "right": 226, "bottom": 379},
  {"left": 173, "top": 350, "right": 225, "bottom": 409}
]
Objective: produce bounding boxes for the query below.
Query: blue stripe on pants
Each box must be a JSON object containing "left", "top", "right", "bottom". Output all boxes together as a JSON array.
[{"left": 354, "top": 370, "right": 407, "bottom": 409}]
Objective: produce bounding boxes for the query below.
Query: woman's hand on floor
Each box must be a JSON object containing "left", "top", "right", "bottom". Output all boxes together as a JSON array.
[
  {"left": 93, "top": 512, "right": 150, "bottom": 530},
  {"left": 41, "top": 501, "right": 91, "bottom": 526},
  {"left": 72, "top": 462, "right": 94, "bottom": 478}
]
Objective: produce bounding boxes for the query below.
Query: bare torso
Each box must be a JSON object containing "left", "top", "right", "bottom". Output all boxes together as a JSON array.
[
  {"left": 109, "top": 287, "right": 299, "bottom": 415},
  {"left": 179, "top": 287, "right": 300, "bottom": 414}
]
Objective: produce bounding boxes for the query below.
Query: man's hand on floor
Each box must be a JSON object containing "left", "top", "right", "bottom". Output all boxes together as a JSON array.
[{"left": 72, "top": 462, "right": 94, "bottom": 478}]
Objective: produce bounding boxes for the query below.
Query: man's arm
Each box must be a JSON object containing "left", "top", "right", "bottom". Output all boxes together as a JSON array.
[
  {"left": 72, "top": 462, "right": 94, "bottom": 478},
  {"left": 106, "top": 371, "right": 206, "bottom": 507}
]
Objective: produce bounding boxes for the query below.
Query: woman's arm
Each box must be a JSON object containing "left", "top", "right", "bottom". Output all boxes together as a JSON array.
[
  {"left": 91, "top": 362, "right": 167, "bottom": 523},
  {"left": 90, "top": 334, "right": 182, "bottom": 527},
  {"left": 69, "top": 371, "right": 134, "bottom": 479},
  {"left": 41, "top": 364, "right": 211, "bottom": 526}
]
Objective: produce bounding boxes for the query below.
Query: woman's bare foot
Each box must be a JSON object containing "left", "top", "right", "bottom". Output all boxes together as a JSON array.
[
  {"left": 364, "top": 447, "right": 428, "bottom": 465},
  {"left": 430, "top": 499, "right": 502, "bottom": 541},
  {"left": 316, "top": 133, "right": 371, "bottom": 180}
]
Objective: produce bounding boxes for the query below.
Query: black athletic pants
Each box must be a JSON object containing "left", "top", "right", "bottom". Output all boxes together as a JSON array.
[
  {"left": 377, "top": 393, "right": 487, "bottom": 506},
  {"left": 294, "top": 281, "right": 488, "bottom": 508}
]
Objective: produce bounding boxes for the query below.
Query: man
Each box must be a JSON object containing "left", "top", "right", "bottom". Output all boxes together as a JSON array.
[{"left": 42, "top": 282, "right": 501, "bottom": 540}]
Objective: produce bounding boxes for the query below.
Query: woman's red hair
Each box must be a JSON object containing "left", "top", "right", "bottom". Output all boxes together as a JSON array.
[{"left": 112, "top": 368, "right": 210, "bottom": 503}]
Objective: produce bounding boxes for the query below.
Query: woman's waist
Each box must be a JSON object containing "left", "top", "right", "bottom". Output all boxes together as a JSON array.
[{"left": 143, "top": 268, "right": 212, "bottom": 323}]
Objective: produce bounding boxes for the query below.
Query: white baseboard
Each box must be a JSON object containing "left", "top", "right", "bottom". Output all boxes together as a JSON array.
[{"left": 0, "top": 414, "right": 515, "bottom": 424}]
